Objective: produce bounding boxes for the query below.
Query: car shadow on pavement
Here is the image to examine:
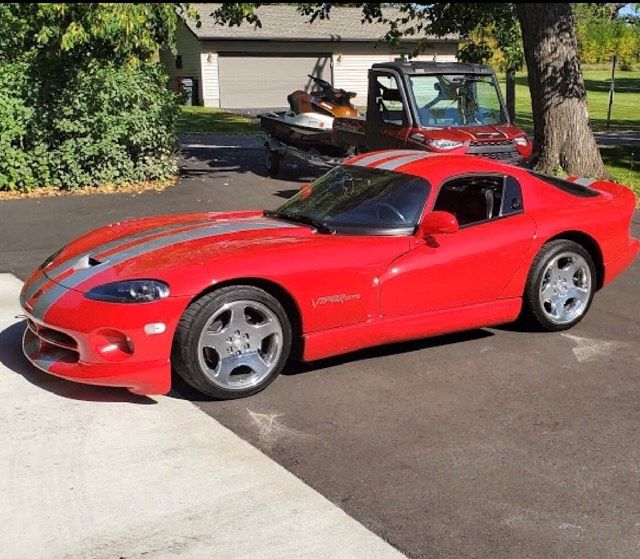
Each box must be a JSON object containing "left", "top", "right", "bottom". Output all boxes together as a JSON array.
[
  {"left": 0, "top": 321, "right": 156, "bottom": 404},
  {"left": 179, "top": 144, "right": 323, "bottom": 183},
  {"left": 169, "top": 328, "right": 494, "bottom": 402}
]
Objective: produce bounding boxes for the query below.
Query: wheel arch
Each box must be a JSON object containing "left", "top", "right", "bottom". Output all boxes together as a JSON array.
[
  {"left": 545, "top": 231, "right": 604, "bottom": 290},
  {"left": 189, "top": 277, "right": 304, "bottom": 357}
]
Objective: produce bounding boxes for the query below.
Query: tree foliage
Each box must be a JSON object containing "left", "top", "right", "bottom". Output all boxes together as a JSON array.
[
  {"left": 0, "top": 3, "right": 182, "bottom": 191},
  {"left": 0, "top": 3, "right": 183, "bottom": 64},
  {"left": 574, "top": 3, "right": 640, "bottom": 70}
]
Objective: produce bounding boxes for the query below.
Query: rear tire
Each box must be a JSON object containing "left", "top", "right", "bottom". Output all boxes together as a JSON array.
[
  {"left": 172, "top": 286, "right": 292, "bottom": 399},
  {"left": 522, "top": 240, "right": 596, "bottom": 331},
  {"left": 265, "top": 147, "right": 281, "bottom": 177}
]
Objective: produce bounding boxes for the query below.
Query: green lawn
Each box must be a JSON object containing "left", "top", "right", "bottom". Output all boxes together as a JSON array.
[
  {"left": 600, "top": 145, "right": 639, "bottom": 195},
  {"left": 500, "top": 70, "right": 640, "bottom": 195},
  {"left": 177, "top": 106, "right": 259, "bottom": 134},
  {"left": 501, "top": 70, "right": 640, "bottom": 133}
]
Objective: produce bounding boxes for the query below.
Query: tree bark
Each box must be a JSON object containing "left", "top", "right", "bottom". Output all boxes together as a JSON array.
[
  {"left": 506, "top": 70, "right": 516, "bottom": 122},
  {"left": 516, "top": 3, "right": 607, "bottom": 177}
]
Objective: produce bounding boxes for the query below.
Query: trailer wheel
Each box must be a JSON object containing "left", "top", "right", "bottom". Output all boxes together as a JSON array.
[{"left": 265, "top": 147, "right": 281, "bottom": 177}]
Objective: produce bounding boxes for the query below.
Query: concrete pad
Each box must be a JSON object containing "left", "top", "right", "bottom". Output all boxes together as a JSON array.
[{"left": 0, "top": 274, "right": 402, "bottom": 559}]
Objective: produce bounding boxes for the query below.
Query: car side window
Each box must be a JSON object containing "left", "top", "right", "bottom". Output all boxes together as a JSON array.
[
  {"left": 374, "top": 74, "right": 408, "bottom": 126},
  {"left": 433, "top": 175, "right": 523, "bottom": 227}
]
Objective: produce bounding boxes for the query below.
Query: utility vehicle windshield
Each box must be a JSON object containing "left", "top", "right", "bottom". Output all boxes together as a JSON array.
[
  {"left": 271, "top": 165, "right": 430, "bottom": 234},
  {"left": 409, "top": 74, "right": 508, "bottom": 127}
]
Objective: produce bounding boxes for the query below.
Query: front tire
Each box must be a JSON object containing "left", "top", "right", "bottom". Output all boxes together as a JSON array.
[
  {"left": 523, "top": 240, "right": 596, "bottom": 331},
  {"left": 172, "top": 286, "right": 292, "bottom": 399}
]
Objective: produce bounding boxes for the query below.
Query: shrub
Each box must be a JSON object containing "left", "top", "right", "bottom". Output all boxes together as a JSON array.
[{"left": 0, "top": 59, "right": 180, "bottom": 191}]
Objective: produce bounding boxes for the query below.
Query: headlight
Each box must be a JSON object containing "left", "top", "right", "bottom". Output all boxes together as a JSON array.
[
  {"left": 514, "top": 136, "right": 529, "bottom": 147},
  {"left": 427, "top": 139, "right": 465, "bottom": 151},
  {"left": 85, "top": 280, "right": 170, "bottom": 303},
  {"left": 39, "top": 247, "right": 64, "bottom": 270}
]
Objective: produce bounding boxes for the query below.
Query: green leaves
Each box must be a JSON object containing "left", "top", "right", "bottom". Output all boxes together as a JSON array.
[
  {"left": 0, "top": 3, "right": 181, "bottom": 65},
  {"left": 0, "top": 60, "right": 180, "bottom": 191},
  {"left": 0, "top": 3, "right": 184, "bottom": 192}
]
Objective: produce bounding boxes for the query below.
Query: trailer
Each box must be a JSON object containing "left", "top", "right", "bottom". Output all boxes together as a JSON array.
[
  {"left": 262, "top": 134, "right": 349, "bottom": 177},
  {"left": 260, "top": 61, "right": 532, "bottom": 176}
]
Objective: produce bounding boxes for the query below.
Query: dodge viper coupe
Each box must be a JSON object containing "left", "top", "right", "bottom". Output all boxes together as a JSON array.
[{"left": 20, "top": 151, "right": 639, "bottom": 399}]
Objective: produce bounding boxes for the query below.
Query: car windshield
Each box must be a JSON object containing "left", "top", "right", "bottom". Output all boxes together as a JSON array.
[
  {"left": 273, "top": 165, "right": 430, "bottom": 234},
  {"left": 409, "top": 74, "right": 508, "bottom": 127}
]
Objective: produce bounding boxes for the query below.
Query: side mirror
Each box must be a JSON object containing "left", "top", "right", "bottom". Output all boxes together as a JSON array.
[{"left": 417, "top": 211, "right": 459, "bottom": 237}]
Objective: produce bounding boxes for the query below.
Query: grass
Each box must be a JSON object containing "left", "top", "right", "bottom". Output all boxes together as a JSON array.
[
  {"left": 600, "top": 145, "right": 640, "bottom": 196},
  {"left": 177, "top": 106, "right": 259, "bottom": 134},
  {"left": 500, "top": 69, "right": 640, "bottom": 133},
  {"left": 499, "top": 69, "right": 640, "bottom": 195}
]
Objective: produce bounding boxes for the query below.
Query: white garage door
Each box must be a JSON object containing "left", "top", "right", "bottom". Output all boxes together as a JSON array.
[{"left": 218, "top": 55, "right": 332, "bottom": 109}]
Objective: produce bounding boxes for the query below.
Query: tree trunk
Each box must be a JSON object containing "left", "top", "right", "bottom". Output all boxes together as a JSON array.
[
  {"left": 506, "top": 70, "right": 516, "bottom": 122},
  {"left": 515, "top": 3, "right": 607, "bottom": 177}
]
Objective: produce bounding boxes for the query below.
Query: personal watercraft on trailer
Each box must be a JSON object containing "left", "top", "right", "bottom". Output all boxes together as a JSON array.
[{"left": 259, "top": 75, "right": 358, "bottom": 156}]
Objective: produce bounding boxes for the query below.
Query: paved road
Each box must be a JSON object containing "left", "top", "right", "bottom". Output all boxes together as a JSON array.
[
  {"left": 1, "top": 136, "right": 639, "bottom": 558},
  {"left": 593, "top": 130, "right": 640, "bottom": 146}
]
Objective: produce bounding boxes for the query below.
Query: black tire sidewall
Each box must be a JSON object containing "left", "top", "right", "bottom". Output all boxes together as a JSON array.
[
  {"left": 524, "top": 240, "right": 596, "bottom": 331},
  {"left": 173, "top": 286, "right": 292, "bottom": 399},
  {"left": 265, "top": 148, "right": 280, "bottom": 176}
]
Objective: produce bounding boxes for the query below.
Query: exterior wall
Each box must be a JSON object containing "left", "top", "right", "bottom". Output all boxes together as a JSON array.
[
  {"left": 165, "top": 33, "right": 458, "bottom": 108},
  {"left": 200, "top": 50, "right": 220, "bottom": 107},
  {"left": 159, "top": 23, "right": 203, "bottom": 103},
  {"left": 332, "top": 43, "right": 458, "bottom": 107}
]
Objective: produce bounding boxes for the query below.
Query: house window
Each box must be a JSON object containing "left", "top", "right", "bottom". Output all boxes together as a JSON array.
[
  {"left": 433, "top": 175, "right": 523, "bottom": 227},
  {"left": 175, "top": 55, "right": 183, "bottom": 69}
]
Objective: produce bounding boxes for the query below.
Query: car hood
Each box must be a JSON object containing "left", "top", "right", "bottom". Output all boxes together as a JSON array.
[
  {"left": 41, "top": 210, "right": 308, "bottom": 292},
  {"left": 421, "top": 124, "right": 524, "bottom": 142}
]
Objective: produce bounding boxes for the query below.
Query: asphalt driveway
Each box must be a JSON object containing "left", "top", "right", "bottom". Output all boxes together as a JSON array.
[{"left": 1, "top": 135, "right": 639, "bottom": 558}]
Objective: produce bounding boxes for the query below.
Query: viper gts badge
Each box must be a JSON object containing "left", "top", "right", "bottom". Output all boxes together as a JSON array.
[{"left": 312, "top": 293, "right": 361, "bottom": 309}]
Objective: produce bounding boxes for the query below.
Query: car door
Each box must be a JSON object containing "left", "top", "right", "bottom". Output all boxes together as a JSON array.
[
  {"left": 365, "top": 71, "right": 412, "bottom": 150},
  {"left": 380, "top": 173, "right": 536, "bottom": 316}
]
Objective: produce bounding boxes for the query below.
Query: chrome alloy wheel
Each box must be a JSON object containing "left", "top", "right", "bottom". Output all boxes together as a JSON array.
[
  {"left": 197, "top": 300, "right": 283, "bottom": 390},
  {"left": 538, "top": 251, "right": 592, "bottom": 325}
]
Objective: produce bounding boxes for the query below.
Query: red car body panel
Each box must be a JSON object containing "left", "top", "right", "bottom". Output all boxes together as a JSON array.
[
  {"left": 404, "top": 124, "right": 533, "bottom": 159},
  {"left": 20, "top": 152, "right": 639, "bottom": 395}
]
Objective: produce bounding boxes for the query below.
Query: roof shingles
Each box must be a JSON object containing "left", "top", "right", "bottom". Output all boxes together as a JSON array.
[{"left": 186, "top": 4, "right": 457, "bottom": 42}]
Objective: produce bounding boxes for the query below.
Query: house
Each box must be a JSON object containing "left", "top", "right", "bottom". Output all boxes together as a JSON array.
[{"left": 160, "top": 4, "right": 460, "bottom": 109}]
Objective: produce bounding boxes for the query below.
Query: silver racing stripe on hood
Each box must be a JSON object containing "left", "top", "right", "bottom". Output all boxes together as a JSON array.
[
  {"left": 28, "top": 219, "right": 297, "bottom": 319},
  {"left": 374, "top": 153, "right": 431, "bottom": 170},
  {"left": 574, "top": 177, "right": 597, "bottom": 186},
  {"left": 22, "top": 219, "right": 216, "bottom": 304},
  {"left": 349, "top": 150, "right": 425, "bottom": 168}
]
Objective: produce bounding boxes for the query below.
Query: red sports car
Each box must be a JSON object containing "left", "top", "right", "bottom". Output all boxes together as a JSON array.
[{"left": 20, "top": 151, "right": 639, "bottom": 399}]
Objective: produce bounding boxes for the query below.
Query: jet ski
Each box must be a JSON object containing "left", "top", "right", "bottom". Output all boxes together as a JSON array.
[{"left": 260, "top": 74, "right": 358, "bottom": 156}]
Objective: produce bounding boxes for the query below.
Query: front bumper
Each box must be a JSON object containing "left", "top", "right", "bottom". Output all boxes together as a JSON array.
[{"left": 20, "top": 270, "right": 191, "bottom": 395}]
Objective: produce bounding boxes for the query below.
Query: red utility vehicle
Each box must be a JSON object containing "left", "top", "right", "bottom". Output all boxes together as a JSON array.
[
  {"left": 263, "top": 62, "right": 533, "bottom": 174},
  {"left": 20, "top": 152, "right": 638, "bottom": 399},
  {"left": 333, "top": 61, "right": 532, "bottom": 163}
]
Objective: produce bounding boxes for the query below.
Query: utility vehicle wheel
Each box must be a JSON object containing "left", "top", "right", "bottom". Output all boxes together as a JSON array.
[
  {"left": 265, "top": 147, "right": 281, "bottom": 177},
  {"left": 523, "top": 240, "right": 596, "bottom": 331},
  {"left": 172, "top": 286, "right": 291, "bottom": 399}
]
